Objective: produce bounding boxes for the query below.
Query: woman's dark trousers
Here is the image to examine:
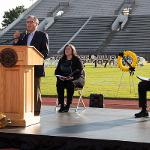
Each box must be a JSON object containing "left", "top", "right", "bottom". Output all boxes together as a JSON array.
[{"left": 57, "top": 80, "right": 74, "bottom": 106}]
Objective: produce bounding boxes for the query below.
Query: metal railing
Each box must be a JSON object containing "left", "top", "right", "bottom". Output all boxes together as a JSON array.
[{"left": 57, "top": 16, "right": 92, "bottom": 54}]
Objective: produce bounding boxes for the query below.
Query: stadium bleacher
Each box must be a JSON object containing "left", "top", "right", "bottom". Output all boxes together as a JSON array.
[
  {"left": 63, "top": 0, "right": 123, "bottom": 17},
  {"left": 26, "top": 0, "right": 60, "bottom": 18},
  {"left": 71, "top": 16, "right": 115, "bottom": 55},
  {"left": 103, "top": 15, "right": 150, "bottom": 59},
  {"left": 47, "top": 17, "right": 88, "bottom": 54},
  {"left": 132, "top": 0, "right": 150, "bottom": 15}
]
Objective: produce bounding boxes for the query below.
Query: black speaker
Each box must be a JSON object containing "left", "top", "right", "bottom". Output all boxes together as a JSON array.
[{"left": 89, "top": 94, "right": 103, "bottom": 108}]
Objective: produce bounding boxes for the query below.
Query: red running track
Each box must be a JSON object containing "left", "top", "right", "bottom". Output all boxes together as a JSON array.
[{"left": 42, "top": 97, "right": 150, "bottom": 110}]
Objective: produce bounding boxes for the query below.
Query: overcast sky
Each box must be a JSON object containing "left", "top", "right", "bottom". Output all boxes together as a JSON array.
[{"left": 0, "top": 0, "right": 37, "bottom": 28}]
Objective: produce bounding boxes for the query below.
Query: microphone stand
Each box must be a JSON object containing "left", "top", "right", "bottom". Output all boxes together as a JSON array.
[{"left": 0, "top": 38, "right": 18, "bottom": 45}]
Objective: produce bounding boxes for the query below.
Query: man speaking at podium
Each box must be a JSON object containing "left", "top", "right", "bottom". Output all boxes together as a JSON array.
[{"left": 13, "top": 15, "right": 49, "bottom": 116}]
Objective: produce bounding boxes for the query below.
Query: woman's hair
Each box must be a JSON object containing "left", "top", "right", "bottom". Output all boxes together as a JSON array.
[{"left": 62, "top": 44, "right": 78, "bottom": 58}]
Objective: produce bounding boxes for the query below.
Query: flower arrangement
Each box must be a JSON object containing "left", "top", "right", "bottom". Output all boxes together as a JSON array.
[{"left": 118, "top": 51, "right": 138, "bottom": 74}]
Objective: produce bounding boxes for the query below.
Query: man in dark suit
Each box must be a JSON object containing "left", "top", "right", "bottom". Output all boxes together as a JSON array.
[
  {"left": 14, "top": 15, "right": 49, "bottom": 116},
  {"left": 135, "top": 81, "right": 149, "bottom": 118}
]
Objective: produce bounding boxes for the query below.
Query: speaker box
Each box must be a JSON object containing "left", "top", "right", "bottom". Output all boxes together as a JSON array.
[{"left": 89, "top": 94, "right": 103, "bottom": 108}]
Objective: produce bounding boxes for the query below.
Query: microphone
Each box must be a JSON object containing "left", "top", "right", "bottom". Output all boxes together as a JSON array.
[
  {"left": 0, "top": 31, "right": 27, "bottom": 45},
  {"left": 0, "top": 37, "right": 19, "bottom": 44}
]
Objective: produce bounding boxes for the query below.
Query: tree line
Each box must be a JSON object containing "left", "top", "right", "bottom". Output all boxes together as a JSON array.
[{"left": 1, "top": 5, "right": 26, "bottom": 29}]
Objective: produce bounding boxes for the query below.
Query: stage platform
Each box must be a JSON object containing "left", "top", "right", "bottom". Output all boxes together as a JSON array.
[{"left": 0, "top": 106, "right": 150, "bottom": 150}]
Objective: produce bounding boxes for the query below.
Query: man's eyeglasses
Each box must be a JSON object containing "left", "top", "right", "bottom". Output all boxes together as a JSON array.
[{"left": 26, "top": 20, "right": 35, "bottom": 24}]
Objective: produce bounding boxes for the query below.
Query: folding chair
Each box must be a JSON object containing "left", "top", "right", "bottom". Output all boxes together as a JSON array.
[{"left": 74, "top": 87, "right": 86, "bottom": 112}]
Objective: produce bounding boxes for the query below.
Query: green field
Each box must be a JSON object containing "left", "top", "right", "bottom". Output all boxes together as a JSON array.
[{"left": 41, "top": 63, "right": 150, "bottom": 99}]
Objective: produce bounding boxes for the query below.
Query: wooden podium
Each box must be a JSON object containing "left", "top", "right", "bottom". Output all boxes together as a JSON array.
[{"left": 0, "top": 46, "right": 44, "bottom": 127}]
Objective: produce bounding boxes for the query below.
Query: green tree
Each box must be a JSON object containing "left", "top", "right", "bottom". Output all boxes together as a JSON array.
[{"left": 1, "top": 5, "right": 26, "bottom": 28}]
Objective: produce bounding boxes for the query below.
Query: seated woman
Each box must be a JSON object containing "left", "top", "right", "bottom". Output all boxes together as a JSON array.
[{"left": 55, "top": 44, "right": 84, "bottom": 113}]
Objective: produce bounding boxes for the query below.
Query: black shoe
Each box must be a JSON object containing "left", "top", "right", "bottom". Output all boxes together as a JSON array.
[
  {"left": 58, "top": 106, "right": 65, "bottom": 113},
  {"left": 34, "top": 111, "right": 40, "bottom": 116},
  {"left": 64, "top": 105, "right": 70, "bottom": 112},
  {"left": 135, "top": 110, "right": 149, "bottom": 118}
]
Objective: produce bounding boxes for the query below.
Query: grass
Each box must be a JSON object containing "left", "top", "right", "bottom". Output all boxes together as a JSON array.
[{"left": 41, "top": 63, "right": 150, "bottom": 99}]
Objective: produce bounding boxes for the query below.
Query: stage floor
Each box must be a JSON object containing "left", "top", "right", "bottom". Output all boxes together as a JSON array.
[{"left": 1, "top": 106, "right": 150, "bottom": 144}]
